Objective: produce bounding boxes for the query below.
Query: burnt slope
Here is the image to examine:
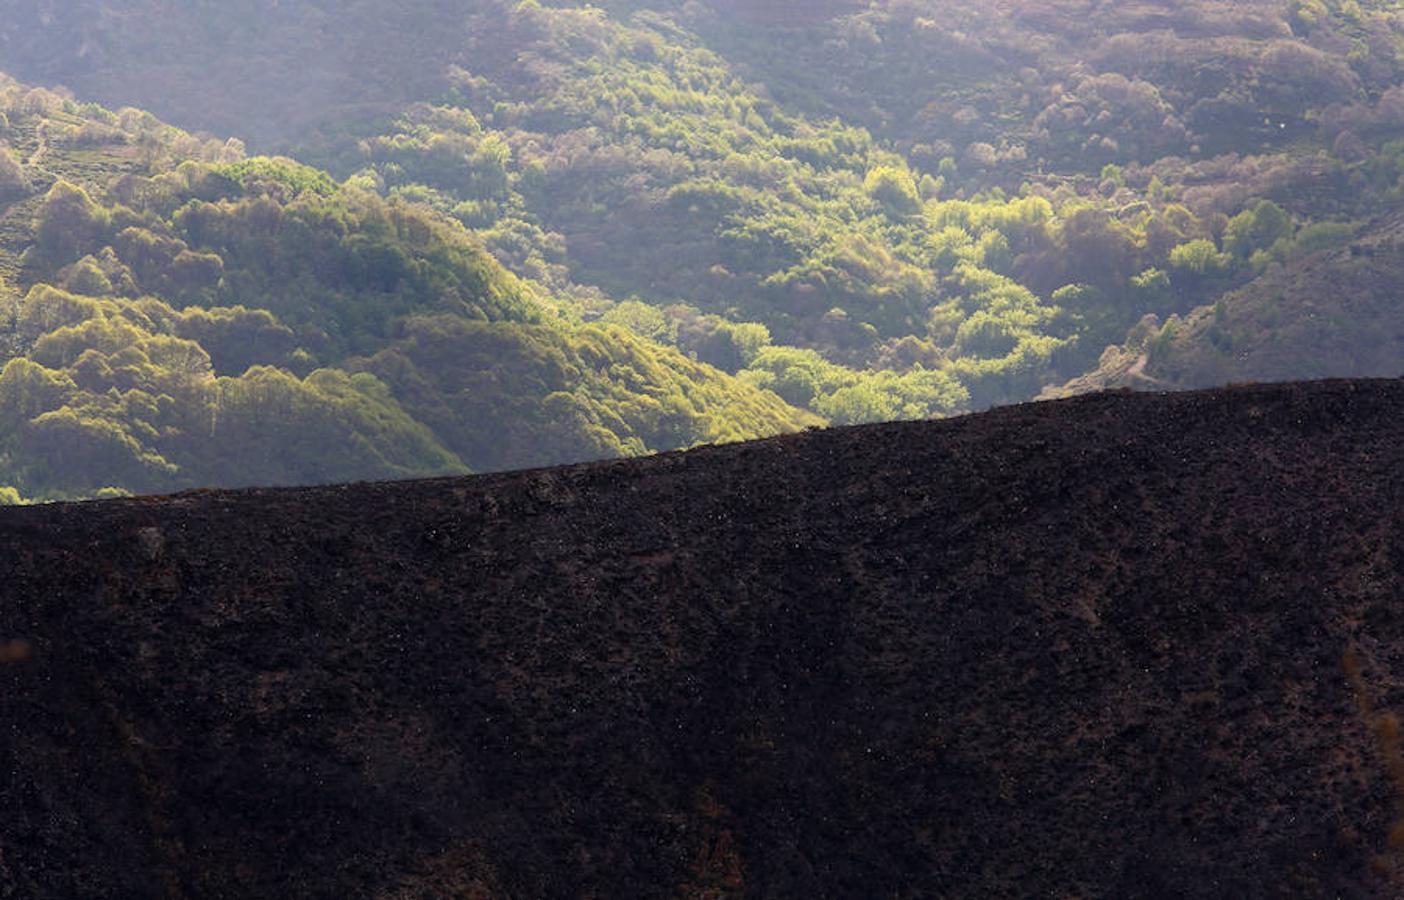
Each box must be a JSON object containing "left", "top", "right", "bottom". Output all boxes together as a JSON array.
[{"left": 5, "top": 379, "right": 1404, "bottom": 897}]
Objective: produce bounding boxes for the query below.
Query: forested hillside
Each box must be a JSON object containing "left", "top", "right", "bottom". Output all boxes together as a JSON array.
[
  {"left": 1048, "top": 212, "right": 1404, "bottom": 395},
  {"left": 0, "top": 85, "right": 815, "bottom": 501},
  {"left": 0, "top": 0, "right": 1401, "bottom": 495}
]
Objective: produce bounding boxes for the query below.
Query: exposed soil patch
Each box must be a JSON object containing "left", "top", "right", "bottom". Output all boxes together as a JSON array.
[{"left": 4, "top": 379, "right": 1404, "bottom": 897}]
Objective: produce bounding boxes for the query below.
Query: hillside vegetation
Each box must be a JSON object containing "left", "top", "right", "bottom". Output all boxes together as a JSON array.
[
  {"left": 347, "top": 0, "right": 1404, "bottom": 408},
  {"left": 0, "top": 85, "right": 815, "bottom": 501},
  {"left": 0, "top": 0, "right": 1401, "bottom": 493},
  {"left": 1048, "top": 212, "right": 1404, "bottom": 395}
]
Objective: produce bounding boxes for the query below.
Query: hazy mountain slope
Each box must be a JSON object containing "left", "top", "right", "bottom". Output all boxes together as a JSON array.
[
  {"left": 0, "top": 0, "right": 1402, "bottom": 469},
  {"left": 669, "top": 0, "right": 1389, "bottom": 164},
  {"left": 6, "top": 0, "right": 1391, "bottom": 174},
  {"left": 0, "top": 0, "right": 473, "bottom": 150},
  {"left": 1048, "top": 211, "right": 1404, "bottom": 395},
  {"left": 4, "top": 379, "right": 1404, "bottom": 896},
  {"left": 381, "top": 1, "right": 1404, "bottom": 403},
  {"left": 5, "top": 0, "right": 1402, "bottom": 417},
  {"left": 315, "top": 0, "right": 1396, "bottom": 409},
  {"left": 0, "top": 80, "right": 817, "bottom": 501}
]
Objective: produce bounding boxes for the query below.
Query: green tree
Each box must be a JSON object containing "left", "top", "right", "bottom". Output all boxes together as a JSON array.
[
  {"left": 1168, "top": 239, "right": 1231, "bottom": 276},
  {"left": 32, "top": 181, "right": 111, "bottom": 269},
  {"left": 863, "top": 165, "right": 920, "bottom": 216},
  {"left": 1223, "top": 200, "right": 1292, "bottom": 260},
  {"left": 0, "top": 143, "right": 30, "bottom": 200}
]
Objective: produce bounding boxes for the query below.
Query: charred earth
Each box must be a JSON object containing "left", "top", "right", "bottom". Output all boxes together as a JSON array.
[{"left": 5, "top": 380, "right": 1404, "bottom": 897}]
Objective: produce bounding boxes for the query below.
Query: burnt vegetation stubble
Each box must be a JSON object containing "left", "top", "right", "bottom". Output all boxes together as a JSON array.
[{"left": 4, "top": 379, "right": 1404, "bottom": 896}]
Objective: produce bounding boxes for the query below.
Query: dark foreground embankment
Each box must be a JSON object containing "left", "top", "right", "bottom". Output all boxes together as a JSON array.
[{"left": 5, "top": 380, "right": 1404, "bottom": 897}]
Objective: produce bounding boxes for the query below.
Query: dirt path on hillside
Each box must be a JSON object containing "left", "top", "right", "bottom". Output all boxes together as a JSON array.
[
  {"left": 26, "top": 121, "right": 48, "bottom": 170},
  {"left": 1126, "top": 351, "right": 1174, "bottom": 387},
  {"left": 0, "top": 121, "right": 54, "bottom": 291}
]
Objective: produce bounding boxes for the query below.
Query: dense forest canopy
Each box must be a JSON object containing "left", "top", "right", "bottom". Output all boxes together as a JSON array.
[
  {"left": 0, "top": 0, "right": 1401, "bottom": 496},
  {"left": 0, "top": 87, "right": 815, "bottom": 500}
]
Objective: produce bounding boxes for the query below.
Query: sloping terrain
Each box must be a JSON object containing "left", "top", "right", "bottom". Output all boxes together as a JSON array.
[
  {"left": 3, "top": 0, "right": 1401, "bottom": 427},
  {"left": 0, "top": 82, "right": 819, "bottom": 502},
  {"left": 0, "top": 0, "right": 472, "bottom": 150},
  {"left": 1050, "top": 212, "right": 1404, "bottom": 396},
  {"left": 5, "top": 378, "right": 1404, "bottom": 897}
]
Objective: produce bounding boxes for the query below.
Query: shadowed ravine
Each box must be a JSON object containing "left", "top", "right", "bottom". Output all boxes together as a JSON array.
[{"left": 4, "top": 380, "right": 1404, "bottom": 897}]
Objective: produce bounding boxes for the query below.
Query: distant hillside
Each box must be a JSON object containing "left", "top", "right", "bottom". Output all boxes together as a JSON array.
[
  {"left": 2, "top": 3, "right": 1404, "bottom": 471},
  {"left": 0, "top": 0, "right": 472, "bottom": 149},
  {"left": 0, "top": 77, "right": 817, "bottom": 501},
  {"left": 5, "top": 379, "right": 1404, "bottom": 896},
  {"left": 3, "top": 0, "right": 1402, "bottom": 422},
  {"left": 682, "top": 0, "right": 1366, "bottom": 163},
  {"left": 1048, "top": 212, "right": 1404, "bottom": 395}
]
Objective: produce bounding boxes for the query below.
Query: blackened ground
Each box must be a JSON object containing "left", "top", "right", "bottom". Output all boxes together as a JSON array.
[{"left": 4, "top": 380, "right": 1404, "bottom": 898}]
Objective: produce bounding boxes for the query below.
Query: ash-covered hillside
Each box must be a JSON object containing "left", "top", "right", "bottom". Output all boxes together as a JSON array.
[{"left": 5, "top": 379, "right": 1404, "bottom": 897}]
